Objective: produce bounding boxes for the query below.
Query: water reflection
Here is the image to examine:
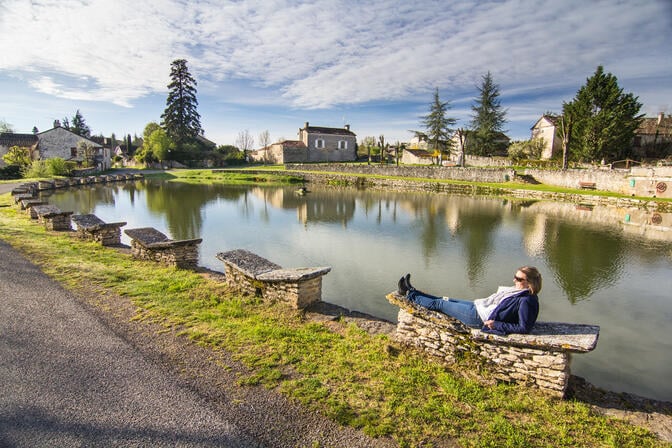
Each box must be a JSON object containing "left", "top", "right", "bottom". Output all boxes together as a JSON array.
[{"left": 45, "top": 180, "right": 672, "bottom": 400}]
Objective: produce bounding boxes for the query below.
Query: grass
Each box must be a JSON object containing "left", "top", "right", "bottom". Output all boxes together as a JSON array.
[
  {"left": 144, "top": 168, "right": 304, "bottom": 185},
  {"left": 0, "top": 192, "right": 668, "bottom": 447}
]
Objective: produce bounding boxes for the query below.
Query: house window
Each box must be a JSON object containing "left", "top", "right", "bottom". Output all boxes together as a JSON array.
[
  {"left": 70, "top": 148, "right": 78, "bottom": 157},
  {"left": 315, "top": 139, "right": 325, "bottom": 149},
  {"left": 337, "top": 140, "right": 348, "bottom": 150}
]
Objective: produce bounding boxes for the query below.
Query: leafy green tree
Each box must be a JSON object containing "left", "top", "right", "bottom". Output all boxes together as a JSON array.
[
  {"left": 32, "top": 126, "right": 39, "bottom": 134},
  {"left": 508, "top": 138, "right": 545, "bottom": 163},
  {"left": 2, "top": 145, "right": 32, "bottom": 169},
  {"left": 469, "top": 71, "right": 507, "bottom": 156},
  {"left": 147, "top": 128, "right": 172, "bottom": 162},
  {"left": 421, "top": 88, "right": 456, "bottom": 155},
  {"left": 161, "top": 59, "right": 202, "bottom": 146},
  {"left": 561, "top": 66, "right": 643, "bottom": 163},
  {"left": 70, "top": 109, "right": 91, "bottom": 137}
]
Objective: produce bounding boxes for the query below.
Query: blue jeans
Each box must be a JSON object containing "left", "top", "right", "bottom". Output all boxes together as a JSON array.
[{"left": 407, "top": 290, "right": 483, "bottom": 328}]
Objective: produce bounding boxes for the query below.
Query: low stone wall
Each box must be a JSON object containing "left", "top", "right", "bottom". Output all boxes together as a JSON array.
[
  {"left": 387, "top": 292, "right": 599, "bottom": 397},
  {"left": 71, "top": 214, "right": 126, "bottom": 246},
  {"left": 285, "top": 164, "right": 515, "bottom": 183},
  {"left": 217, "top": 249, "right": 331, "bottom": 309},
  {"left": 125, "top": 227, "right": 202, "bottom": 269}
]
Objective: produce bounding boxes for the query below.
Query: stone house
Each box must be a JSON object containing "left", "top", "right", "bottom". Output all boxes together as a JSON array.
[
  {"left": 0, "top": 132, "right": 39, "bottom": 167},
  {"left": 249, "top": 122, "right": 357, "bottom": 164},
  {"left": 401, "top": 148, "right": 434, "bottom": 165},
  {"left": 37, "top": 121, "right": 111, "bottom": 170},
  {"left": 633, "top": 112, "right": 672, "bottom": 157},
  {"left": 531, "top": 115, "right": 562, "bottom": 160}
]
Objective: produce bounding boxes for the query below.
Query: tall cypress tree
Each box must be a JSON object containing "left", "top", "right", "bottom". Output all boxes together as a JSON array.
[
  {"left": 469, "top": 71, "right": 507, "bottom": 156},
  {"left": 561, "top": 66, "right": 643, "bottom": 163},
  {"left": 161, "top": 59, "right": 202, "bottom": 146}
]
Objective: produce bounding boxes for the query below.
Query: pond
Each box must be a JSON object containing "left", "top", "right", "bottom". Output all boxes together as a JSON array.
[{"left": 45, "top": 179, "right": 672, "bottom": 402}]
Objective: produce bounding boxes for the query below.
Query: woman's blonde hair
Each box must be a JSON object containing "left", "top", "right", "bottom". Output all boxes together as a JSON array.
[{"left": 519, "top": 266, "right": 542, "bottom": 294}]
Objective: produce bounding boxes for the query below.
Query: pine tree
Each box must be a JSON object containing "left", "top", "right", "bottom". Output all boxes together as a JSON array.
[
  {"left": 561, "top": 66, "right": 643, "bottom": 163},
  {"left": 421, "top": 88, "right": 457, "bottom": 156},
  {"left": 469, "top": 72, "right": 507, "bottom": 156},
  {"left": 70, "top": 110, "right": 91, "bottom": 137},
  {"left": 161, "top": 59, "right": 202, "bottom": 146}
]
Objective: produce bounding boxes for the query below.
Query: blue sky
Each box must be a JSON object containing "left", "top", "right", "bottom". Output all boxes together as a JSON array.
[{"left": 1, "top": 0, "right": 671, "bottom": 147}]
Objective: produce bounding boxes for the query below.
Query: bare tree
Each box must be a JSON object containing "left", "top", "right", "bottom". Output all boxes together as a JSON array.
[
  {"left": 558, "top": 115, "right": 573, "bottom": 170},
  {"left": 258, "top": 130, "right": 271, "bottom": 164},
  {"left": 235, "top": 129, "right": 254, "bottom": 155}
]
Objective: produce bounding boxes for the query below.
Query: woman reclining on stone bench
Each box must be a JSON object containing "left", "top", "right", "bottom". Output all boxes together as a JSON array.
[{"left": 397, "top": 266, "right": 542, "bottom": 336}]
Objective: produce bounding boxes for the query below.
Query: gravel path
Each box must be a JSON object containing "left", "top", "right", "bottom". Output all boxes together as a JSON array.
[{"left": 0, "top": 238, "right": 397, "bottom": 448}]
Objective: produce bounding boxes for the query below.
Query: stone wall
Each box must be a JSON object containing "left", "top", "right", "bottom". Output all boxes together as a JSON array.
[
  {"left": 286, "top": 164, "right": 515, "bottom": 183},
  {"left": 130, "top": 240, "right": 200, "bottom": 269},
  {"left": 396, "top": 309, "right": 569, "bottom": 396},
  {"left": 388, "top": 293, "right": 599, "bottom": 397}
]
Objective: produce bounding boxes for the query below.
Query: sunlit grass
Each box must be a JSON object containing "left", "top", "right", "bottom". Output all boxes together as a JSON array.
[{"left": 0, "top": 193, "right": 666, "bottom": 447}]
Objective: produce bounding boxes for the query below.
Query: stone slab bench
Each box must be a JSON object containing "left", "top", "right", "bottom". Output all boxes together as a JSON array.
[
  {"left": 124, "top": 227, "right": 202, "bottom": 268},
  {"left": 71, "top": 214, "right": 127, "bottom": 246},
  {"left": 386, "top": 292, "right": 600, "bottom": 397},
  {"left": 30, "top": 204, "right": 73, "bottom": 231},
  {"left": 21, "top": 199, "right": 48, "bottom": 215},
  {"left": 216, "top": 249, "right": 331, "bottom": 309},
  {"left": 13, "top": 193, "right": 35, "bottom": 204}
]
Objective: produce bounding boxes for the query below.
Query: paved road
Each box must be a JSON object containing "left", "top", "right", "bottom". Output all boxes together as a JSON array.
[{"left": 0, "top": 240, "right": 262, "bottom": 447}]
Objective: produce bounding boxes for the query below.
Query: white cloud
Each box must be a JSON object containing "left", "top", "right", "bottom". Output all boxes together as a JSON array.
[{"left": 0, "top": 0, "right": 670, "bottom": 117}]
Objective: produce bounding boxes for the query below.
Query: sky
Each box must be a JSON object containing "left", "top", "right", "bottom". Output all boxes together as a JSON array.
[{"left": 1, "top": 0, "right": 671, "bottom": 147}]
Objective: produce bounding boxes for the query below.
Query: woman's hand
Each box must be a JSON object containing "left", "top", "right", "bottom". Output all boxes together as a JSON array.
[{"left": 484, "top": 319, "right": 496, "bottom": 329}]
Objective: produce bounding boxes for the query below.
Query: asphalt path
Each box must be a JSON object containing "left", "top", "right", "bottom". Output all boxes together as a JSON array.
[{"left": 0, "top": 239, "right": 262, "bottom": 447}]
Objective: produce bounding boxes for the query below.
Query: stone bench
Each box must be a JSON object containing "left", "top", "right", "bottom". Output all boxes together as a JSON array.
[
  {"left": 216, "top": 249, "right": 331, "bottom": 309},
  {"left": 30, "top": 204, "right": 73, "bottom": 231},
  {"left": 21, "top": 199, "right": 48, "bottom": 215},
  {"left": 386, "top": 292, "right": 600, "bottom": 397},
  {"left": 71, "top": 214, "right": 127, "bottom": 246},
  {"left": 124, "top": 227, "right": 202, "bottom": 268},
  {"left": 579, "top": 181, "right": 597, "bottom": 190}
]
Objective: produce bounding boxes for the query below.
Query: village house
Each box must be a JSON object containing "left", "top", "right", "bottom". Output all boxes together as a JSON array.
[
  {"left": 37, "top": 121, "right": 111, "bottom": 170},
  {"left": 531, "top": 115, "right": 562, "bottom": 160},
  {"left": 249, "top": 122, "right": 357, "bottom": 164},
  {"left": 2, "top": 121, "right": 112, "bottom": 170},
  {"left": 633, "top": 112, "right": 672, "bottom": 158}
]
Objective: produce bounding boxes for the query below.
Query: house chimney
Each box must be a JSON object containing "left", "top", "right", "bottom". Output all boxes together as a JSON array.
[
  {"left": 53, "top": 119, "right": 60, "bottom": 128},
  {"left": 304, "top": 121, "right": 309, "bottom": 129},
  {"left": 658, "top": 112, "right": 665, "bottom": 125},
  {"left": 344, "top": 124, "right": 350, "bottom": 131}
]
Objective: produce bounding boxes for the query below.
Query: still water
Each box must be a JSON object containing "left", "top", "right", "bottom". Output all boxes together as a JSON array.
[{"left": 46, "top": 179, "right": 672, "bottom": 401}]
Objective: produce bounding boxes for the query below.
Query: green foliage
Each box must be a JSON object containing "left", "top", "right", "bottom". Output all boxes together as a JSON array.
[
  {"left": 45, "top": 157, "right": 71, "bottom": 176},
  {"left": 23, "top": 160, "right": 50, "bottom": 178},
  {"left": 70, "top": 109, "right": 91, "bottom": 137},
  {"left": 22, "top": 157, "right": 72, "bottom": 178},
  {"left": 0, "top": 164, "right": 21, "bottom": 179},
  {"left": 147, "top": 128, "right": 172, "bottom": 162},
  {"left": 508, "top": 138, "right": 545, "bottom": 162},
  {"left": 561, "top": 66, "right": 643, "bottom": 163},
  {"left": 216, "top": 144, "right": 246, "bottom": 165},
  {"left": 422, "top": 87, "right": 457, "bottom": 153},
  {"left": 161, "top": 59, "right": 202, "bottom": 146},
  {"left": 2, "top": 145, "right": 32, "bottom": 169},
  {"left": 469, "top": 72, "right": 508, "bottom": 156}
]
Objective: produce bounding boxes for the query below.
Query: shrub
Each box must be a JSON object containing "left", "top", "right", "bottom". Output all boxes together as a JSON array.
[
  {"left": 46, "top": 158, "right": 70, "bottom": 176},
  {"left": 23, "top": 160, "right": 50, "bottom": 178},
  {"left": 0, "top": 164, "right": 21, "bottom": 180}
]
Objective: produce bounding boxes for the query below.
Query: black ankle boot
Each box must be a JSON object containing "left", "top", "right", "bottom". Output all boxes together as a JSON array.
[{"left": 397, "top": 276, "right": 409, "bottom": 295}]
